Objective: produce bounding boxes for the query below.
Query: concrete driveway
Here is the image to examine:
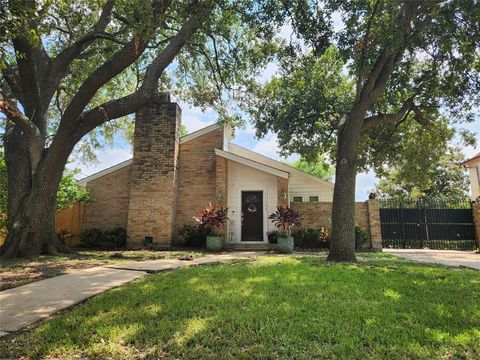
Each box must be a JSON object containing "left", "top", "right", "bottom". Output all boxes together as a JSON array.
[{"left": 384, "top": 249, "right": 480, "bottom": 270}]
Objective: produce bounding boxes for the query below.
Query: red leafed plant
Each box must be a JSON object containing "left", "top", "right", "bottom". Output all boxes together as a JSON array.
[
  {"left": 268, "top": 206, "right": 302, "bottom": 237},
  {"left": 193, "top": 202, "right": 229, "bottom": 236}
]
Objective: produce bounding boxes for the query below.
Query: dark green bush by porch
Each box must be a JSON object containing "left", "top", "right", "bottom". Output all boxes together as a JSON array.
[
  {"left": 292, "top": 227, "right": 330, "bottom": 249},
  {"left": 177, "top": 224, "right": 208, "bottom": 248}
]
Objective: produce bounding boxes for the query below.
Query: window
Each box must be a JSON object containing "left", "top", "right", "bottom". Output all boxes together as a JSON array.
[
  {"left": 293, "top": 196, "right": 303, "bottom": 203},
  {"left": 309, "top": 196, "right": 319, "bottom": 202}
]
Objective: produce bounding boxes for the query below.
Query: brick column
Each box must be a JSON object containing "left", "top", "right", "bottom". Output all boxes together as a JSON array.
[
  {"left": 366, "top": 200, "right": 382, "bottom": 251},
  {"left": 473, "top": 204, "right": 480, "bottom": 250},
  {"left": 277, "top": 177, "right": 289, "bottom": 207},
  {"left": 127, "top": 93, "right": 181, "bottom": 246}
]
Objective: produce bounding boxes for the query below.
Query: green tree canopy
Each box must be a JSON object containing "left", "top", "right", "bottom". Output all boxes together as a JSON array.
[
  {"left": 246, "top": 0, "right": 480, "bottom": 262},
  {"left": 374, "top": 147, "right": 470, "bottom": 202},
  {"left": 55, "top": 169, "right": 89, "bottom": 210},
  {"left": 287, "top": 155, "right": 334, "bottom": 181}
]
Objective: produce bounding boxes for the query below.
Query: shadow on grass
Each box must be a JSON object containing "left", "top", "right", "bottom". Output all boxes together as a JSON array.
[{"left": 2, "top": 256, "right": 479, "bottom": 359}]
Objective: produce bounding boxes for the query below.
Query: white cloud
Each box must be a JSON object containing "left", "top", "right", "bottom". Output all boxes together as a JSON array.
[
  {"left": 251, "top": 134, "right": 298, "bottom": 163},
  {"left": 356, "top": 171, "right": 378, "bottom": 201},
  {"left": 177, "top": 102, "right": 217, "bottom": 132},
  {"left": 240, "top": 121, "right": 256, "bottom": 136},
  {"left": 252, "top": 137, "right": 280, "bottom": 159},
  {"left": 278, "top": 23, "right": 294, "bottom": 41}
]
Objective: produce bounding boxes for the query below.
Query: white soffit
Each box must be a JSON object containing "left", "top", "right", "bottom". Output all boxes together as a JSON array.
[{"left": 215, "top": 148, "right": 289, "bottom": 179}]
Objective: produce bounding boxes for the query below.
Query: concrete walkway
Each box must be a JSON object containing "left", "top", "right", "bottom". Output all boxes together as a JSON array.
[
  {"left": 385, "top": 249, "right": 480, "bottom": 270},
  {"left": 0, "top": 251, "right": 262, "bottom": 335}
]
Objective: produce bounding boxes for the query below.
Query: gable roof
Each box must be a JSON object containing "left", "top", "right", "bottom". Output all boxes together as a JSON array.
[
  {"left": 77, "top": 158, "right": 133, "bottom": 186},
  {"left": 180, "top": 123, "right": 221, "bottom": 143},
  {"left": 228, "top": 143, "right": 334, "bottom": 187},
  {"left": 78, "top": 123, "right": 335, "bottom": 186},
  {"left": 215, "top": 148, "right": 289, "bottom": 178},
  {"left": 78, "top": 123, "right": 223, "bottom": 185}
]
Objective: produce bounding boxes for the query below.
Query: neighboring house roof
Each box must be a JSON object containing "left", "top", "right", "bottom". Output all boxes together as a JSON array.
[
  {"left": 461, "top": 152, "right": 480, "bottom": 167},
  {"left": 78, "top": 123, "right": 334, "bottom": 186},
  {"left": 215, "top": 148, "right": 289, "bottom": 179}
]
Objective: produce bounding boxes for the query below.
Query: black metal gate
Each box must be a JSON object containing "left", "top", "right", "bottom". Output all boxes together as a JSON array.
[{"left": 380, "top": 199, "right": 477, "bottom": 250}]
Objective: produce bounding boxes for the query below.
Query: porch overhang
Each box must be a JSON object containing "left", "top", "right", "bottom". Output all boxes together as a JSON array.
[{"left": 214, "top": 148, "right": 289, "bottom": 179}]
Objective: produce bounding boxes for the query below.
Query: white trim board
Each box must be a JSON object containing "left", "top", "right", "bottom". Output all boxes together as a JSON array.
[
  {"left": 77, "top": 158, "right": 133, "bottom": 186},
  {"left": 179, "top": 123, "right": 221, "bottom": 143},
  {"left": 215, "top": 148, "right": 289, "bottom": 179}
]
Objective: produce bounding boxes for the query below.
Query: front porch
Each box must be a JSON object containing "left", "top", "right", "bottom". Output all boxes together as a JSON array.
[{"left": 215, "top": 150, "right": 290, "bottom": 246}]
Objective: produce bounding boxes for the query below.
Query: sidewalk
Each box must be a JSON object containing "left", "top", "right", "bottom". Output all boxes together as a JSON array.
[
  {"left": 0, "top": 251, "right": 262, "bottom": 335},
  {"left": 385, "top": 249, "right": 480, "bottom": 270}
]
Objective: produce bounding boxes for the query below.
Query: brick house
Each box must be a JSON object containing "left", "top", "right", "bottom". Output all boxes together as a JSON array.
[{"left": 78, "top": 93, "right": 338, "bottom": 247}]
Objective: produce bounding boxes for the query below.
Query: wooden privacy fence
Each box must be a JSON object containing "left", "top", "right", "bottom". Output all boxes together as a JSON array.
[{"left": 55, "top": 202, "right": 84, "bottom": 247}]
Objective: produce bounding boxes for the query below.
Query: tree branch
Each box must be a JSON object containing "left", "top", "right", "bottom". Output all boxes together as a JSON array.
[
  {"left": 60, "top": 35, "right": 148, "bottom": 126},
  {"left": 59, "top": 0, "right": 179, "bottom": 127},
  {"left": 355, "top": 0, "right": 382, "bottom": 100},
  {"left": 1, "top": 66, "right": 24, "bottom": 105},
  {"left": 45, "top": 0, "right": 116, "bottom": 100},
  {"left": 361, "top": 97, "right": 431, "bottom": 131},
  {"left": 357, "top": 2, "right": 422, "bottom": 107},
  {"left": 72, "top": 2, "right": 214, "bottom": 138}
]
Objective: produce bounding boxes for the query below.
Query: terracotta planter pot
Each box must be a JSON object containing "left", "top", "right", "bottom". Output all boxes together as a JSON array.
[
  {"left": 277, "top": 236, "right": 294, "bottom": 253},
  {"left": 206, "top": 235, "right": 222, "bottom": 251}
]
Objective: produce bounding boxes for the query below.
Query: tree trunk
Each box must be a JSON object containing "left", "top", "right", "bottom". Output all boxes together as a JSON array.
[
  {"left": 327, "top": 109, "right": 365, "bottom": 262},
  {"left": 1, "top": 127, "right": 69, "bottom": 259},
  {"left": 0, "top": 191, "right": 66, "bottom": 259}
]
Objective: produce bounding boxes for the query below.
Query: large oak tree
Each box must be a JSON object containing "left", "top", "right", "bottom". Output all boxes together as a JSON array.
[
  {"left": 0, "top": 0, "right": 293, "bottom": 258},
  {"left": 249, "top": 0, "right": 479, "bottom": 262}
]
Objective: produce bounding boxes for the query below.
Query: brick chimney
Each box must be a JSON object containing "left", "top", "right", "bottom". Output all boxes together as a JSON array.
[{"left": 127, "top": 93, "right": 181, "bottom": 246}]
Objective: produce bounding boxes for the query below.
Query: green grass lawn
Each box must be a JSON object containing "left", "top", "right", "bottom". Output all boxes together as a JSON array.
[{"left": 1, "top": 254, "right": 479, "bottom": 359}]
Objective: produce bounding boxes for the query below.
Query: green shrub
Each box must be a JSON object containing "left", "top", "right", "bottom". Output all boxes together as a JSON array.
[
  {"left": 103, "top": 227, "right": 128, "bottom": 247},
  {"left": 292, "top": 228, "right": 305, "bottom": 247},
  {"left": 355, "top": 226, "right": 370, "bottom": 250},
  {"left": 177, "top": 224, "right": 208, "bottom": 248},
  {"left": 80, "top": 228, "right": 104, "bottom": 247},
  {"left": 80, "top": 227, "right": 128, "bottom": 248},
  {"left": 304, "top": 228, "right": 320, "bottom": 246},
  {"left": 292, "top": 227, "right": 331, "bottom": 249}
]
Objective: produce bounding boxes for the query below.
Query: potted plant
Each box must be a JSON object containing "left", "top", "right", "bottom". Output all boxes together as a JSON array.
[
  {"left": 268, "top": 206, "right": 302, "bottom": 253},
  {"left": 193, "top": 202, "right": 228, "bottom": 251},
  {"left": 267, "top": 230, "right": 278, "bottom": 244}
]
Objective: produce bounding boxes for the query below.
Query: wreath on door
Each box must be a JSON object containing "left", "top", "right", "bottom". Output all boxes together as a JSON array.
[{"left": 245, "top": 194, "right": 260, "bottom": 213}]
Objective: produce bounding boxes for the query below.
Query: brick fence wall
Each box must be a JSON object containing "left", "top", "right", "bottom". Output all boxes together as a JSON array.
[
  {"left": 291, "top": 200, "right": 382, "bottom": 250},
  {"left": 473, "top": 204, "right": 480, "bottom": 250}
]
